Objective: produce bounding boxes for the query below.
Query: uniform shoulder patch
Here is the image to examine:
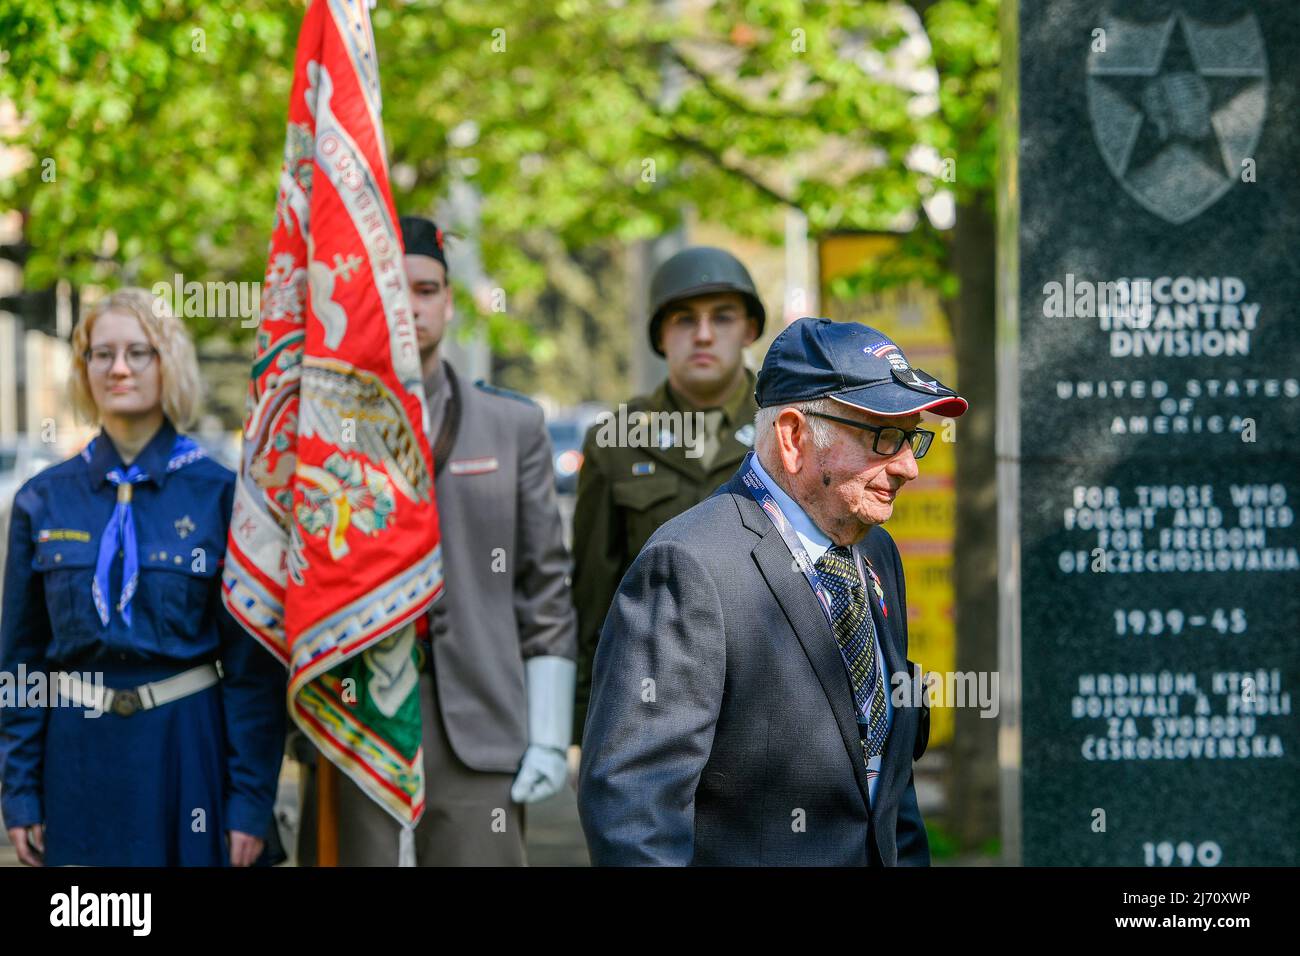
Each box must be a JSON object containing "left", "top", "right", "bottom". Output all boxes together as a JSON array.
[{"left": 473, "top": 378, "right": 537, "bottom": 407}]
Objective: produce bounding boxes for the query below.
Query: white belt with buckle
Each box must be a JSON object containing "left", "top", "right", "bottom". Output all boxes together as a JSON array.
[{"left": 55, "top": 662, "right": 223, "bottom": 717}]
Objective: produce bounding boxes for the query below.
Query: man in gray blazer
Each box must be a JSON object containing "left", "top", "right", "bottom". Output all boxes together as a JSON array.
[
  {"left": 299, "top": 216, "right": 576, "bottom": 865},
  {"left": 578, "top": 316, "right": 967, "bottom": 865}
]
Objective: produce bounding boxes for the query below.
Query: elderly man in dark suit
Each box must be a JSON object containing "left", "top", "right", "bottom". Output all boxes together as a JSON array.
[{"left": 578, "top": 316, "right": 968, "bottom": 866}]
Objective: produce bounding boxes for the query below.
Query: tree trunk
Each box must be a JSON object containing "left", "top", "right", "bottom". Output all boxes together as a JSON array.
[{"left": 947, "top": 198, "right": 1000, "bottom": 853}]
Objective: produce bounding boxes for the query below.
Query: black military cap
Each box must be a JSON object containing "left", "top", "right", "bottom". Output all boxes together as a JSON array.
[{"left": 399, "top": 215, "right": 448, "bottom": 275}]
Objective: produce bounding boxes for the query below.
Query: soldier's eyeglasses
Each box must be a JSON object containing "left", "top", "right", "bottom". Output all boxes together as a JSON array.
[
  {"left": 804, "top": 411, "right": 934, "bottom": 459},
  {"left": 84, "top": 345, "right": 158, "bottom": 373}
]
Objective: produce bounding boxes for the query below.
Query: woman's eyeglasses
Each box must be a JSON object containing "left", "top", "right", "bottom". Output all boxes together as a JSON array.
[
  {"left": 84, "top": 345, "right": 158, "bottom": 374},
  {"left": 804, "top": 411, "right": 934, "bottom": 459}
]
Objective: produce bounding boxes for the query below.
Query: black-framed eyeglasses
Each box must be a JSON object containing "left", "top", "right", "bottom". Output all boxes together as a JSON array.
[
  {"left": 84, "top": 345, "right": 158, "bottom": 373},
  {"left": 805, "top": 411, "right": 934, "bottom": 459}
]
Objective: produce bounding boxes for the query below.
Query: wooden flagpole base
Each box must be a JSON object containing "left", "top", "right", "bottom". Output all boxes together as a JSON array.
[{"left": 317, "top": 753, "right": 339, "bottom": 867}]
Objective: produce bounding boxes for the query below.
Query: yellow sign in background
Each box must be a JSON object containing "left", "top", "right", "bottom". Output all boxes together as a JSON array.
[{"left": 819, "top": 233, "right": 957, "bottom": 747}]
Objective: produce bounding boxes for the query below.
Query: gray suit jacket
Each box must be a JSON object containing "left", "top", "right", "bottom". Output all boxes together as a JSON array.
[
  {"left": 578, "top": 469, "right": 930, "bottom": 866},
  {"left": 426, "top": 365, "right": 577, "bottom": 772}
]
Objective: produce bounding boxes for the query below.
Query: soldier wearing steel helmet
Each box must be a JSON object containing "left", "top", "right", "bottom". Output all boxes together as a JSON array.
[{"left": 571, "top": 246, "right": 766, "bottom": 741}]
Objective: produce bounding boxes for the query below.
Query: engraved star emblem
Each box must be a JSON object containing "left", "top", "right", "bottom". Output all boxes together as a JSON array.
[{"left": 1092, "top": 13, "right": 1261, "bottom": 182}]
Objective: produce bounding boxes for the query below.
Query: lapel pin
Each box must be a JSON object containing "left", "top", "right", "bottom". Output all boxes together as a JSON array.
[{"left": 864, "top": 559, "right": 888, "bottom": 617}]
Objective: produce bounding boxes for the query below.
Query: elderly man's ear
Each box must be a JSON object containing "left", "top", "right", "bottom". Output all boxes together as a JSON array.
[{"left": 774, "top": 407, "right": 812, "bottom": 476}]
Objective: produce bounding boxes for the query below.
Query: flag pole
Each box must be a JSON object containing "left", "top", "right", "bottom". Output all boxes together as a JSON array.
[{"left": 317, "top": 754, "right": 339, "bottom": 867}]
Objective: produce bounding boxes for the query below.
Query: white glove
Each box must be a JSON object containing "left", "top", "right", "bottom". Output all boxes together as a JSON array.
[
  {"left": 511, "top": 745, "right": 569, "bottom": 804},
  {"left": 510, "top": 656, "right": 576, "bottom": 804}
]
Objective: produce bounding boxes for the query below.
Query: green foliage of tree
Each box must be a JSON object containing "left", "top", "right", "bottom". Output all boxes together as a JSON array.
[
  {"left": 0, "top": 0, "right": 998, "bottom": 398},
  {"left": 0, "top": 0, "right": 294, "bottom": 342}
]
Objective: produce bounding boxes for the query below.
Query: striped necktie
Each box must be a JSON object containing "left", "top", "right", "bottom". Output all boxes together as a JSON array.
[{"left": 814, "top": 545, "right": 889, "bottom": 763}]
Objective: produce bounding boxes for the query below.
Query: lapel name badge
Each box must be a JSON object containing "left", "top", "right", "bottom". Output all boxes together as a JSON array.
[{"left": 449, "top": 456, "right": 499, "bottom": 476}]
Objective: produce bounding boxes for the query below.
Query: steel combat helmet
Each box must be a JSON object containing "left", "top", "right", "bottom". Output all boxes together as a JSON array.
[{"left": 647, "top": 246, "right": 766, "bottom": 356}]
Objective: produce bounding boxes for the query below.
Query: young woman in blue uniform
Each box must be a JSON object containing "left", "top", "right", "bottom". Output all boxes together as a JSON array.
[{"left": 0, "top": 288, "right": 286, "bottom": 866}]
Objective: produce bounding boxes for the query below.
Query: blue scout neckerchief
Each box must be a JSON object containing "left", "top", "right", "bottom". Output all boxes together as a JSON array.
[
  {"left": 738, "top": 451, "right": 889, "bottom": 622},
  {"left": 81, "top": 432, "right": 206, "bottom": 626}
]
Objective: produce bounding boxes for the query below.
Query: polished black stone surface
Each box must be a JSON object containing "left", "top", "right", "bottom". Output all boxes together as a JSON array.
[{"left": 1016, "top": 0, "right": 1299, "bottom": 865}]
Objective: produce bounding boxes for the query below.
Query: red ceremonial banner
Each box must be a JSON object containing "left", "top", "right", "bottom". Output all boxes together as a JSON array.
[{"left": 222, "top": 0, "right": 442, "bottom": 828}]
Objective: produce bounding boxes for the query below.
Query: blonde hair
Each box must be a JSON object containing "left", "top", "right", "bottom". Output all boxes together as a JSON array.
[{"left": 70, "top": 287, "right": 203, "bottom": 429}]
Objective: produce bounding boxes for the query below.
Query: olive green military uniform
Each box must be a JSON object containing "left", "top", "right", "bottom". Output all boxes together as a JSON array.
[{"left": 572, "top": 369, "right": 758, "bottom": 739}]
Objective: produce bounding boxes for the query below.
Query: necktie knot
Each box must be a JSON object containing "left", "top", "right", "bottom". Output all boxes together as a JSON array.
[{"left": 814, "top": 545, "right": 859, "bottom": 590}]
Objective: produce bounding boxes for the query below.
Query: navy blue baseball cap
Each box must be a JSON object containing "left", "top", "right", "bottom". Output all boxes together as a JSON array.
[{"left": 755, "top": 317, "right": 968, "bottom": 418}]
